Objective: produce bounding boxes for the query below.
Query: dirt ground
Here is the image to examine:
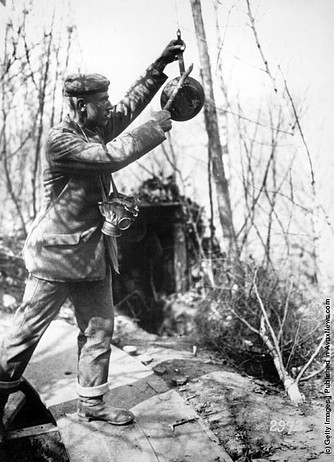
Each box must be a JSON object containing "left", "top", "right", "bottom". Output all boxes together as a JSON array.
[
  {"left": 113, "top": 315, "right": 329, "bottom": 462},
  {"left": 0, "top": 294, "right": 330, "bottom": 461}
]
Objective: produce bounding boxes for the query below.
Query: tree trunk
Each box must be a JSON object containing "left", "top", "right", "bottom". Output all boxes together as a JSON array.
[{"left": 189, "top": 0, "right": 238, "bottom": 260}]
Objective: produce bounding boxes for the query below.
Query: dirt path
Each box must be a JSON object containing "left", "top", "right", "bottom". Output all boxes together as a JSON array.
[
  {"left": 114, "top": 320, "right": 329, "bottom": 462},
  {"left": 0, "top": 310, "right": 330, "bottom": 461}
]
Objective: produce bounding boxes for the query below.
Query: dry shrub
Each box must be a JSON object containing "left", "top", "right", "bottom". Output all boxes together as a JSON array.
[{"left": 194, "top": 259, "right": 323, "bottom": 378}]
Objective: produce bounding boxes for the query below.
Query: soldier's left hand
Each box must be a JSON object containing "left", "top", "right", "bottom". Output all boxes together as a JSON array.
[{"left": 159, "top": 39, "right": 186, "bottom": 64}]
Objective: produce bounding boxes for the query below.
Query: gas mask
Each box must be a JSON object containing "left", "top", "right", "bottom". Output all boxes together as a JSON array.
[{"left": 99, "top": 192, "right": 139, "bottom": 237}]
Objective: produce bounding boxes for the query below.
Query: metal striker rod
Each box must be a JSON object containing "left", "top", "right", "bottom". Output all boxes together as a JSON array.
[{"left": 163, "top": 63, "right": 194, "bottom": 112}]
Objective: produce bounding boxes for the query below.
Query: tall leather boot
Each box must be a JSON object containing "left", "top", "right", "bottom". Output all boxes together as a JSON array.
[
  {"left": 0, "top": 392, "right": 8, "bottom": 444},
  {"left": 77, "top": 396, "right": 135, "bottom": 426}
]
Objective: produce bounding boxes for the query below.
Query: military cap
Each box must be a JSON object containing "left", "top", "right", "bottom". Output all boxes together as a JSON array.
[{"left": 63, "top": 73, "right": 110, "bottom": 96}]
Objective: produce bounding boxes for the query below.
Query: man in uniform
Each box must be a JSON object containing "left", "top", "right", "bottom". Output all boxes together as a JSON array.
[{"left": 0, "top": 38, "right": 184, "bottom": 439}]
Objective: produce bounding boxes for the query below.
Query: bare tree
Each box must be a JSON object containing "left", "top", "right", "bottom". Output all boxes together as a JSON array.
[
  {"left": 190, "top": 0, "right": 239, "bottom": 262},
  {"left": 0, "top": 1, "right": 80, "bottom": 237},
  {"left": 190, "top": 0, "right": 329, "bottom": 403}
]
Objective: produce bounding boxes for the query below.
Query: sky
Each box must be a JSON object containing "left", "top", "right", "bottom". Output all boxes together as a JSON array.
[
  {"left": 67, "top": 1, "right": 333, "bottom": 191},
  {"left": 1, "top": 0, "right": 333, "bottom": 191},
  {"left": 63, "top": 0, "right": 334, "bottom": 214},
  {"left": 2, "top": 0, "right": 331, "bottom": 165},
  {"left": 2, "top": 0, "right": 333, "bottom": 103},
  {"left": 1, "top": 1, "right": 333, "bottom": 120}
]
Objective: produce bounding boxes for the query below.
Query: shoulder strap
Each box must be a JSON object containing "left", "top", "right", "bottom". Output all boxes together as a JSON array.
[
  {"left": 98, "top": 176, "right": 108, "bottom": 201},
  {"left": 99, "top": 175, "right": 119, "bottom": 199}
]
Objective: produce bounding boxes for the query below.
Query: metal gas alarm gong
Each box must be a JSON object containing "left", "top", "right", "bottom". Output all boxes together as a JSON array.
[{"left": 161, "top": 30, "right": 205, "bottom": 122}]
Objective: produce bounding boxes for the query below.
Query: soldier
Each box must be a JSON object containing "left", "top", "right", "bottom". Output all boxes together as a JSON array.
[{"left": 0, "top": 37, "right": 184, "bottom": 440}]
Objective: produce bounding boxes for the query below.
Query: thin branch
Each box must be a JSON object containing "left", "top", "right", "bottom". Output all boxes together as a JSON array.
[
  {"left": 279, "top": 66, "right": 315, "bottom": 187},
  {"left": 246, "top": 0, "right": 277, "bottom": 92},
  {"left": 236, "top": 138, "right": 276, "bottom": 239},
  {"left": 296, "top": 332, "right": 327, "bottom": 383},
  {"left": 229, "top": 307, "right": 259, "bottom": 335},
  {"left": 217, "top": 107, "right": 294, "bottom": 136},
  {"left": 299, "top": 363, "right": 326, "bottom": 382},
  {"left": 253, "top": 274, "right": 281, "bottom": 356},
  {"left": 277, "top": 282, "right": 292, "bottom": 345}
]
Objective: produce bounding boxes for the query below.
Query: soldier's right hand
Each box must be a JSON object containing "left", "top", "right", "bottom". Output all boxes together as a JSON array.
[{"left": 151, "top": 110, "right": 172, "bottom": 132}]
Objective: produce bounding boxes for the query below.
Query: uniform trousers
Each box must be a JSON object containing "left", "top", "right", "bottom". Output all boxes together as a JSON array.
[{"left": 0, "top": 268, "right": 114, "bottom": 398}]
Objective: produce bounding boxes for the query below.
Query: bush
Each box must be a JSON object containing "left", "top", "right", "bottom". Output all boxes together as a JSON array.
[{"left": 194, "top": 258, "right": 323, "bottom": 379}]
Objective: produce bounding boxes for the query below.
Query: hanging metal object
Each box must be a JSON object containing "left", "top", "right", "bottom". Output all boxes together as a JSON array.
[{"left": 161, "top": 30, "right": 205, "bottom": 122}]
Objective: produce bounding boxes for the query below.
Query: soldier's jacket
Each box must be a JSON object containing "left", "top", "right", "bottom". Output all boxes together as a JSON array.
[{"left": 23, "top": 64, "right": 167, "bottom": 281}]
